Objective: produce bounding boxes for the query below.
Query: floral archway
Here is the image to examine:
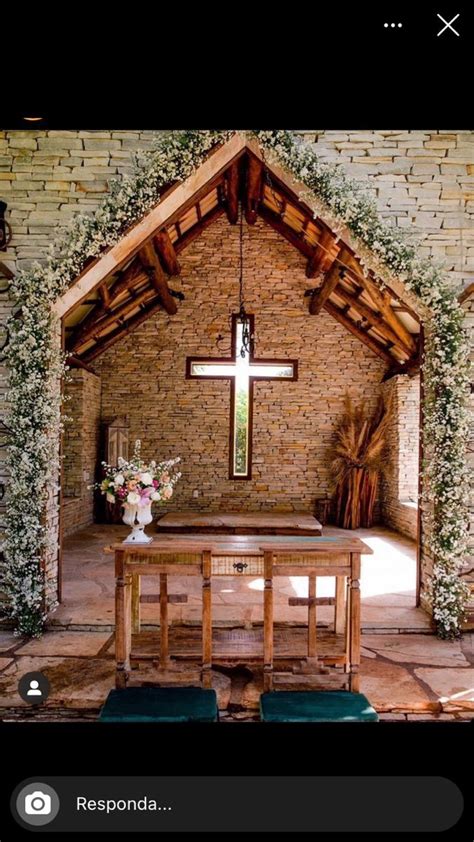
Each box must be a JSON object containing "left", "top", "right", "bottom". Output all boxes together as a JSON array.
[{"left": 4, "top": 130, "right": 470, "bottom": 637}]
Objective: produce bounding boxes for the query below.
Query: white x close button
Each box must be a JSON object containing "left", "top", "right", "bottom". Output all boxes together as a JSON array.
[{"left": 436, "top": 12, "right": 460, "bottom": 36}]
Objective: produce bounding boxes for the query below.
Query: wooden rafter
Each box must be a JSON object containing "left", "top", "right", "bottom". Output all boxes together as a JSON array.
[
  {"left": 382, "top": 354, "right": 420, "bottom": 382},
  {"left": 360, "top": 274, "right": 416, "bottom": 355},
  {"left": 332, "top": 284, "right": 415, "bottom": 356},
  {"left": 245, "top": 156, "right": 263, "bottom": 225},
  {"left": 225, "top": 161, "right": 240, "bottom": 224},
  {"left": 71, "top": 287, "right": 158, "bottom": 352},
  {"left": 459, "top": 282, "right": 474, "bottom": 305},
  {"left": 138, "top": 242, "right": 177, "bottom": 315},
  {"left": 154, "top": 230, "right": 180, "bottom": 276},
  {"left": 81, "top": 297, "right": 163, "bottom": 363},
  {"left": 309, "top": 261, "right": 346, "bottom": 316},
  {"left": 306, "top": 229, "right": 340, "bottom": 279},
  {"left": 324, "top": 300, "right": 399, "bottom": 367},
  {"left": 68, "top": 260, "right": 146, "bottom": 349}
]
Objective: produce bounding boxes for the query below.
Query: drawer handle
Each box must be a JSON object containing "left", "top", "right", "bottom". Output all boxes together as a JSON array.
[{"left": 233, "top": 562, "right": 248, "bottom": 573}]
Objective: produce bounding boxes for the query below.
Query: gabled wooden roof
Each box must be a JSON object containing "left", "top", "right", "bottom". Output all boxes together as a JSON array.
[{"left": 62, "top": 135, "right": 420, "bottom": 376}]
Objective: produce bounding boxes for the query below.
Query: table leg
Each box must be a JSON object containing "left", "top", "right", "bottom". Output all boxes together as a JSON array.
[
  {"left": 132, "top": 572, "right": 141, "bottom": 634},
  {"left": 335, "top": 576, "right": 345, "bottom": 635},
  {"left": 160, "top": 573, "right": 170, "bottom": 668},
  {"left": 349, "top": 553, "right": 361, "bottom": 693},
  {"left": 202, "top": 550, "right": 212, "bottom": 689},
  {"left": 263, "top": 550, "right": 274, "bottom": 693},
  {"left": 308, "top": 575, "right": 317, "bottom": 658},
  {"left": 115, "top": 550, "right": 131, "bottom": 688}
]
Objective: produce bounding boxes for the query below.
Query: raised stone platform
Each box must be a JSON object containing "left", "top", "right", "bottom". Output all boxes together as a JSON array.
[{"left": 156, "top": 512, "right": 322, "bottom": 535}]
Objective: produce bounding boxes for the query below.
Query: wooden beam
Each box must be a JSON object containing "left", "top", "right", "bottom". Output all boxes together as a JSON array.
[
  {"left": 333, "top": 284, "right": 415, "bottom": 356},
  {"left": 225, "top": 161, "right": 240, "bottom": 224},
  {"left": 360, "top": 274, "right": 416, "bottom": 354},
  {"left": 245, "top": 156, "right": 263, "bottom": 225},
  {"left": 138, "top": 242, "right": 177, "bottom": 315},
  {"left": 153, "top": 229, "right": 180, "bottom": 276},
  {"left": 324, "top": 300, "right": 398, "bottom": 366},
  {"left": 306, "top": 230, "right": 340, "bottom": 279},
  {"left": 71, "top": 287, "right": 158, "bottom": 352},
  {"left": 81, "top": 298, "right": 163, "bottom": 363},
  {"left": 66, "top": 354, "right": 98, "bottom": 375},
  {"left": 309, "top": 261, "right": 346, "bottom": 315},
  {"left": 382, "top": 354, "right": 420, "bottom": 382},
  {"left": 459, "top": 282, "right": 474, "bottom": 305},
  {"left": 98, "top": 283, "right": 110, "bottom": 307},
  {"left": 258, "top": 204, "right": 314, "bottom": 259},
  {"left": 0, "top": 259, "right": 14, "bottom": 280}
]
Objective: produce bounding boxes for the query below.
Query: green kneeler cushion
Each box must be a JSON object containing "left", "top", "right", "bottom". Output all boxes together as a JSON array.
[
  {"left": 100, "top": 687, "right": 218, "bottom": 722},
  {"left": 260, "top": 691, "right": 378, "bottom": 722}
]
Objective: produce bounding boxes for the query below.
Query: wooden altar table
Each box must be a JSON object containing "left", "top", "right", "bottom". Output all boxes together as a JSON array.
[
  {"left": 156, "top": 511, "right": 322, "bottom": 535},
  {"left": 112, "top": 534, "right": 371, "bottom": 693}
]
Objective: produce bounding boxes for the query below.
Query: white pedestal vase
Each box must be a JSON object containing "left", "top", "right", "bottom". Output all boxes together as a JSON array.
[{"left": 122, "top": 501, "right": 153, "bottom": 544}]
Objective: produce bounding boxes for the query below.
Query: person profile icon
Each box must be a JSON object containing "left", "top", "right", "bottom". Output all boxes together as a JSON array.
[
  {"left": 26, "top": 679, "right": 43, "bottom": 697},
  {"left": 18, "top": 671, "right": 50, "bottom": 704}
]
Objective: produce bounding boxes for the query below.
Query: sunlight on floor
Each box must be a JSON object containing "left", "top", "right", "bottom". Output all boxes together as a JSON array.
[{"left": 241, "top": 534, "right": 416, "bottom": 601}]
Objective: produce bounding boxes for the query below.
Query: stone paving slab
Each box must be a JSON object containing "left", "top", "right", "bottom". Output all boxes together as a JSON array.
[
  {"left": 15, "top": 631, "right": 112, "bottom": 658},
  {"left": 360, "top": 658, "right": 435, "bottom": 712},
  {"left": 0, "top": 632, "right": 20, "bottom": 653},
  {"left": 0, "top": 656, "right": 115, "bottom": 709},
  {"left": 414, "top": 667, "right": 474, "bottom": 711},
  {"left": 362, "top": 635, "right": 469, "bottom": 667},
  {"left": 0, "top": 658, "right": 14, "bottom": 671}
]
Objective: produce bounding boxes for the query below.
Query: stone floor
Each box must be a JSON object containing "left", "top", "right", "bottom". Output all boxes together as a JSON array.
[
  {"left": 52, "top": 523, "right": 430, "bottom": 632},
  {"left": 0, "top": 523, "right": 472, "bottom": 721}
]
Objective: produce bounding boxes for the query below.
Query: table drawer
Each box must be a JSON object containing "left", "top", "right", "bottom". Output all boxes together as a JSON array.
[{"left": 211, "top": 556, "right": 264, "bottom": 576}]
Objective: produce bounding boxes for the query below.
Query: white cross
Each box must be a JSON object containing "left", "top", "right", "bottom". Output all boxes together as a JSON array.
[
  {"left": 187, "top": 315, "right": 297, "bottom": 479},
  {"left": 436, "top": 13, "right": 460, "bottom": 36}
]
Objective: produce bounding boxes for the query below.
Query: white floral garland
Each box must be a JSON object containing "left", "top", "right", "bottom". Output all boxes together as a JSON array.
[{"left": 3, "top": 129, "right": 470, "bottom": 637}]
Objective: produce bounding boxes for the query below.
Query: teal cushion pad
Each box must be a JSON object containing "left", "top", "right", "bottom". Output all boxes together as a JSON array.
[
  {"left": 260, "top": 691, "right": 378, "bottom": 722},
  {"left": 100, "top": 687, "right": 218, "bottom": 722}
]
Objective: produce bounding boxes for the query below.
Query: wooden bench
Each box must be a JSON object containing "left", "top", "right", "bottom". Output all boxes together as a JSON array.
[{"left": 156, "top": 511, "right": 322, "bottom": 535}]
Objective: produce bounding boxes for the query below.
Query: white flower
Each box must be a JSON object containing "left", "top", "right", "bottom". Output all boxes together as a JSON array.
[
  {"left": 106, "top": 492, "right": 116, "bottom": 504},
  {"left": 139, "top": 472, "right": 153, "bottom": 486},
  {"left": 127, "top": 492, "right": 140, "bottom": 505},
  {"left": 151, "top": 491, "right": 161, "bottom": 502},
  {"left": 114, "top": 473, "right": 125, "bottom": 486}
]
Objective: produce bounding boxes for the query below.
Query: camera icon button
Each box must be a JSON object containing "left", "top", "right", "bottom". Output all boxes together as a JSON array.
[{"left": 15, "top": 782, "right": 60, "bottom": 826}]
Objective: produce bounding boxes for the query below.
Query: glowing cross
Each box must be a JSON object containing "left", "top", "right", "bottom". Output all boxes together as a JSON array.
[{"left": 186, "top": 314, "right": 298, "bottom": 479}]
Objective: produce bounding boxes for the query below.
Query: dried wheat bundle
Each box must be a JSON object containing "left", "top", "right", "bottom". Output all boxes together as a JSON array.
[{"left": 331, "top": 393, "right": 392, "bottom": 529}]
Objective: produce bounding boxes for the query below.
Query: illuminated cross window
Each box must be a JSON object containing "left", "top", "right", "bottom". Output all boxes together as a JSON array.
[{"left": 186, "top": 315, "right": 298, "bottom": 480}]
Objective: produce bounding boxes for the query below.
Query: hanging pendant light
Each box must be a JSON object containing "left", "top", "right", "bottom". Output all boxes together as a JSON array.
[{"left": 216, "top": 202, "right": 254, "bottom": 357}]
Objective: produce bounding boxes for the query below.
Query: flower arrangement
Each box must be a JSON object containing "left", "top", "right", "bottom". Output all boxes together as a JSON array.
[
  {"left": 97, "top": 440, "right": 181, "bottom": 508},
  {"left": 3, "top": 129, "right": 470, "bottom": 637}
]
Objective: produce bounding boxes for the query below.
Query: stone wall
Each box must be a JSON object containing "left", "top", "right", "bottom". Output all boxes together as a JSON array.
[
  {"left": 62, "top": 369, "right": 101, "bottom": 537},
  {"left": 381, "top": 375, "right": 420, "bottom": 541},
  {"left": 93, "top": 216, "right": 387, "bottom": 512}
]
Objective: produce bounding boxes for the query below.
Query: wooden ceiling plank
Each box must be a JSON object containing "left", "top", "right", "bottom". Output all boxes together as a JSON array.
[
  {"left": 360, "top": 274, "right": 417, "bottom": 354},
  {"left": 153, "top": 229, "right": 181, "bottom": 276},
  {"left": 71, "top": 287, "right": 158, "bottom": 352},
  {"left": 309, "top": 262, "right": 346, "bottom": 315},
  {"left": 174, "top": 205, "right": 225, "bottom": 254},
  {"left": 225, "top": 161, "right": 240, "bottom": 224},
  {"left": 245, "top": 156, "right": 263, "bottom": 225},
  {"left": 138, "top": 242, "right": 177, "bottom": 315},
  {"left": 306, "top": 229, "right": 341, "bottom": 279},
  {"left": 258, "top": 204, "right": 314, "bottom": 259},
  {"left": 81, "top": 298, "right": 164, "bottom": 363},
  {"left": 324, "top": 300, "right": 398, "bottom": 367},
  {"left": 332, "top": 284, "right": 415, "bottom": 355}
]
